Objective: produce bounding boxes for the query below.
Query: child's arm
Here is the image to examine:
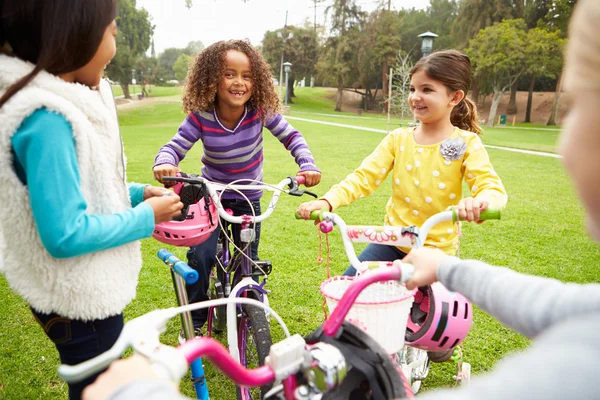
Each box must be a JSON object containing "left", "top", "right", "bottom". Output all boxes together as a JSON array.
[
  {"left": 11, "top": 110, "right": 156, "bottom": 258},
  {"left": 320, "top": 133, "right": 397, "bottom": 211},
  {"left": 406, "top": 248, "right": 600, "bottom": 338},
  {"left": 154, "top": 114, "right": 203, "bottom": 169},
  {"left": 265, "top": 113, "right": 320, "bottom": 173},
  {"left": 462, "top": 135, "right": 508, "bottom": 209}
]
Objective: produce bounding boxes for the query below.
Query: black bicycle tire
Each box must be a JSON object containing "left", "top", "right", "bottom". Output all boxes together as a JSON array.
[{"left": 235, "top": 303, "right": 272, "bottom": 400}]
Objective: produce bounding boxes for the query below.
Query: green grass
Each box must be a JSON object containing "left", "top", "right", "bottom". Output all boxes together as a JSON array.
[
  {"left": 111, "top": 84, "right": 182, "bottom": 98},
  {"left": 1, "top": 90, "right": 596, "bottom": 399},
  {"left": 289, "top": 87, "right": 562, "bottom": 153}
]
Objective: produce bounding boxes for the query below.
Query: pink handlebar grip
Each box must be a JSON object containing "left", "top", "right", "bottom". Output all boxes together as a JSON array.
[
  {"left": 178, "top": 337, "right": 275, "bottom": 387},
  {"left": 322, "top": 268, "right": 402, "bottom": 337},
  {"left": 295, "top": 175, "right": 306, "bottom": 185}
]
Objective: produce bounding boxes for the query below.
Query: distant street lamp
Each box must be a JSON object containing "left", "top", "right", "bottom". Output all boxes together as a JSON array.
[
  {"left": 418, "top": 31, "right": 439, "bottom": 57},
  {"left": 283, "top": 62, "right": 292, "bottom": 106}
]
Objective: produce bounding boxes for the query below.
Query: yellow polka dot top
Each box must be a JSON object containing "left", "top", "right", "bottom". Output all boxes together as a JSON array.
[{"left": 322, "top": 127, "right": 507, "bottom": 255}]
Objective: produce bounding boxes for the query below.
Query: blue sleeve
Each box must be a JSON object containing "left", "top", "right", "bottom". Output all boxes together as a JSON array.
[
  {"left": 128, "top": 183, "right": 148, "bottom": 207},
  {"left": 11, "top": 108, "right": 155, "bottom": 258}
]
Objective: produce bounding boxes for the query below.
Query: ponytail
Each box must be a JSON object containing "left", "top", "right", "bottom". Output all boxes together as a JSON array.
[
  {"left": 0, "top": 66, "right": 43, "bottom": 109},
  {"left": 451, "top": 97, "right": 482, "bottom": 135}
]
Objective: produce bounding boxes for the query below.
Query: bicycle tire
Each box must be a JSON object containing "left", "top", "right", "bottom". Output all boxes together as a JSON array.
[
  {"left": 312, "top": 322, "right": 411, "bottom": 400},
  {"left": 236, "top": 303, "right": 272, "bottom": 400}
]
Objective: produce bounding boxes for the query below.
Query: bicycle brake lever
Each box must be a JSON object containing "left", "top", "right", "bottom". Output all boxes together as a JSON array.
[{"left": 288, "top": 189, "right": 318, "bottom": 198}]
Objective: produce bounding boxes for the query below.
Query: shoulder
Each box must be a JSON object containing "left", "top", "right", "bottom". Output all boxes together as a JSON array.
[
  {"left": 385, "top": 128, "right": 411, "bottom": 144},
  {"left": 456, "top": 128, "right": 481, "bottom": 143},
  {"left": 18, "top": 108, "right": 72, "bottom": 136}
]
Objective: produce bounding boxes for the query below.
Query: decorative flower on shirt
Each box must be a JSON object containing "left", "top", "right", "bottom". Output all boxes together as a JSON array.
[{"left": 440, "top": 137, "right": 467, "bottom": 161}]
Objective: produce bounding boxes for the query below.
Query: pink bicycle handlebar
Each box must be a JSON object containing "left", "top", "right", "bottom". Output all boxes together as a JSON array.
[
  {"left": 322, "top": 267, "right": 402, "bottom": 337},
  {"left": 295, "top": 175, "right": 306, "bottom": 185},
  {"left": 178, "top": 337, "right": 276, "bottom": 387}
]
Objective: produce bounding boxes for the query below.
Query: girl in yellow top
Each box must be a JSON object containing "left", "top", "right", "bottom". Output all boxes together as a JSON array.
[{"left": 298, "top": 49, "right": 507, "bottom": 274}]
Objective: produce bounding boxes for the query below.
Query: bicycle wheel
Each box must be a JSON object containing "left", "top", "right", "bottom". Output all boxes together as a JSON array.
[
  {"left": 236, "top": 303, "right": 272, "bottom": 400},
  {"left": 310, "top": 322, "right": 411, "bottom": 400}
]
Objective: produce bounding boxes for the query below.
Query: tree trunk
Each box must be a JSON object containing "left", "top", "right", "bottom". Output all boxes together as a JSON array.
[
  {"left": 471, "top": 76, "right": 480, "bottom": 105},
  {"left": 488, "top": 89, "right": 504, "bottom": 127},
  {"left": 524, "top": 73, "right": 535, "bottom": 123},
  {"left": 546, "top": 70, "right": 563, "bottom": 126},
  {"left": 335, "top": 76, "right": 344, "bottom": 112},
  {"left": 382, "top": 59, "right": 389, "bottom": 113},
  {"left": 286, "top": 77, "right": 294, "bottom": 104},
  {"left": 120, "top": 83, "right": 131, "bottom": 100},
  {"left": 507, "top": 80, "right": 518, "bottom": 115}
]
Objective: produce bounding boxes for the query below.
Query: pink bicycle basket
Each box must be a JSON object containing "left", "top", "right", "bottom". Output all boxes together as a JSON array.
[
  {"left": 153, "top": 181, "right": 218, "bottom": 247},
  {"left": 321, "top": 275, "right": 416, "bottom": 354},
  {"left": 404, "top": 282, "right": 473, "bottom": 351}
]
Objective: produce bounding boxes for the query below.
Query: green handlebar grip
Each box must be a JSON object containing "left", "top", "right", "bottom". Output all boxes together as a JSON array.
[
  {"left": 452, "top": 208, "right": 501, "bottom": 222},
  {"left": 480, "top": 208, "right": 501, "bottom": 220},
  {"left": 294, "top": 210, "right": 323, "bottom": 221}
]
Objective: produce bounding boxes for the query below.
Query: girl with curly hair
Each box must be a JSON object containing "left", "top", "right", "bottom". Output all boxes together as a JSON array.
[{"left": 153, "top": 40, "right": 321, "bottom": 335}]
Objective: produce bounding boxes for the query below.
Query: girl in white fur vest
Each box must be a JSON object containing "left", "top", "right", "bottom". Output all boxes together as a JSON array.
[{"left": 0, "top": 1, "right": 183, "bottom": 398}]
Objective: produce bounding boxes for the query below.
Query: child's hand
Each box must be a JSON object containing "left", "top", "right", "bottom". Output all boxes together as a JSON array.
[
  {"left": 456, "top": 197, "right": 489, "bottom": 222},
  {"left": 297, "top": 171, "right": 322, "bottom": 187},
  {"left": 82, "top": 355, "right": 176, "bottom": 400},
  {"left": 402, "top": 248, "right": 449, "bottom": 290},
  {"left": 297, "top": 199, "right": 331, "bottom": 220},
  {"left": 143, "top": 185, "right": 171, "bottom": 200},
  {"left": 153, "top": 164, "right": 181, "bottom": 186},
  {"left": 145, "top": 192, "right": 184, "bottom": 223}
]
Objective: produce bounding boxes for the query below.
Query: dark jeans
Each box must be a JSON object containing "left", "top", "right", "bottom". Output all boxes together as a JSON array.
[
  {"left": 343, "top": 243, "right": 408, "bottom": 276},
  {"left": 186, "top": 199, "right": 261, "bottom": 328},
  {"left": 31, "top": 308, "right": 124, "bottom": 400}
]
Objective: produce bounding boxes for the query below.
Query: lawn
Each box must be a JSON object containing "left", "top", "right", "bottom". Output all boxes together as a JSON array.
[
  {"left": 111, "top": 84, "right": 182, "bottom": 98},
  {"left": 1, "top": 89, "right": 597, "bottom": 399}
]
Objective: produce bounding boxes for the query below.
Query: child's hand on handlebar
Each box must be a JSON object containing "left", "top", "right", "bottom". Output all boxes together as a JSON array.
[
  {"left": 145, "top": 192, "right": 184, "bottom": 223},
  {"left": 457, "top": 197, "right": 489, "bottom": 222},
  {"left": 297, "top": 199, "right": 331, "bottom": 220},
  {"left": 297, "top": 170, "right": 322, "bottom": 187},
  {"left": 153, "top": 164, "right": 181, "bottom": 186},
  {"left": 402, "top": 248, "right": 449, "bottom": 290},
  {"left": 82, "top": 355, "right": 174, "bottom": 400}
]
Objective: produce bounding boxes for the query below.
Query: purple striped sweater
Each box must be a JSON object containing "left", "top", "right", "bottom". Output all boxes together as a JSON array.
[{"left": 154, "top": 108, "right": 320, "bottom": 200}]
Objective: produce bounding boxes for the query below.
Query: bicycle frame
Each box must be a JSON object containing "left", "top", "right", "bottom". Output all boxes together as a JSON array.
[{"left": 58, "top": 267, "right": 411, "bottom": 400}]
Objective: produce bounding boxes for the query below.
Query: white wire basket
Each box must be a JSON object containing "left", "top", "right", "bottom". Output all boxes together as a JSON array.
[{"left": 320, "top": 275, "right": 416, "bottom": 354}]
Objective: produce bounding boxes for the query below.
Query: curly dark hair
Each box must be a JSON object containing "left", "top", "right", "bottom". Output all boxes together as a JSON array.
[{"left": 182, "top": 39, "right": 280, "bottom": 121}]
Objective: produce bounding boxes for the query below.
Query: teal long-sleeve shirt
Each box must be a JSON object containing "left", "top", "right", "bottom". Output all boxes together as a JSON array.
[{"left": 10, "top": 108, "right": 155, "bottom": 258}]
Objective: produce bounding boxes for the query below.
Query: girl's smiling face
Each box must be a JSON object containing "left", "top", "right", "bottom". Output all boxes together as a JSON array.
[
  {"left": 216, "top": 50, "right": 254, "bottom": 112},
  {"left": 61, "top": 20, "right": 117, "bottom": 87},
  {"left": 408, "top": 69, "right": 462, "bottom": 124}
]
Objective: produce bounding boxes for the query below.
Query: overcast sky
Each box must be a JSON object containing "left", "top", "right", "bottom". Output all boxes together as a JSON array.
[{"left": 137, "top": 0, "right": 429, "bottom": 55}]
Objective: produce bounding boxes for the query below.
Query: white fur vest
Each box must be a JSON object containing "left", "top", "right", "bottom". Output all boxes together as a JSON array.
[{"left": 0, "top": 55, "right": 142, "bottom": 321}]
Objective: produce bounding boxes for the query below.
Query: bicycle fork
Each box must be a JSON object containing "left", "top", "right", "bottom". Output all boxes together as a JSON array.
[{"left": 170, "top": 268, "right": 210, "bottom": 400}]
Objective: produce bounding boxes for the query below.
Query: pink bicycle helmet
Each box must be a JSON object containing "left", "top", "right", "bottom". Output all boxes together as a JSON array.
[
  {"left": 405, "top": 282, "right": 472, "bottom": 351},
  {"left": 153, "top": 174, "right": 218, "bottom": 247}
]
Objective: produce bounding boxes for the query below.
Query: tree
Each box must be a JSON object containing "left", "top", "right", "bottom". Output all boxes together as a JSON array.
[
  {"left": 453, "top": 0, "right": 523, "bottom": 105},
  {"left": 522, "top": 28, "right": 565, "bottom": 122},
  {"left": 184, "top": 40, "right": 205, "bottom": 56},
  {"left": 319, "top": 0, "right": 364, "bottom": 111},
  {"left": 261, "top": 25, "right": 318, "bottom": 104},
  {"left": 389, "top": 51, "right": 414, "bottom": 123},
  {"left": 105, "top": 0, "right": 153, "bottom": 99},
  {"left": 467, "top": 19, "right": 529, "bottom": 127},
  {"left": 539, "top": 0, "right": 576, "bottom": 125},
  {"left": 158, "top": 47, "right": 186, "bottom": 81},
  {"left": 173, "top": 53, "right": 193, "bottom": 82}
]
